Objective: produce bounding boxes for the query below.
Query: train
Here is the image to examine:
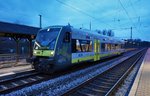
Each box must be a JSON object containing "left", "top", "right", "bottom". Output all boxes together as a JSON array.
[{"left": 30, "top": 25, "right": 125, "bottom": 73}]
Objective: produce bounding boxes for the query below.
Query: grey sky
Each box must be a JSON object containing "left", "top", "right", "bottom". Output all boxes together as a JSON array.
[{"left": 0, "top": 0, "right": 149, "bottom": 41}]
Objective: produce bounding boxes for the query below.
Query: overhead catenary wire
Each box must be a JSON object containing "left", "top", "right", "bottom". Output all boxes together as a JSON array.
[
  {"left": 128, "top": 0, "right": 141, "bottom": 33},
  {"left": 56, "top": 0, "right": 148, "bottom": 40},
  {"left": 57, "top": 0, "right": 143, "bottom": 31},
  {"left": 55, "top": 0, "right": 112, "bottom": 28},
  {"left": 118, "top": 0, "right": 135, "bottom": 27},
  {"left": 118, "top": 0, "right": 144, "bottom": 39}
]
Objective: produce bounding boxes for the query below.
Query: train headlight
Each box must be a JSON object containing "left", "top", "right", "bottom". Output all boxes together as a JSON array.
[
  {"left": 34, "top": 51, "right": 37, "bottom": 54},
  {"left": 50, "top": 51, "right": 54, "bottom": 55}
]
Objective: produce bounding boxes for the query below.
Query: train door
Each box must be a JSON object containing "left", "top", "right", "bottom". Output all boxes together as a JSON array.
[
  {"left": 62, "top": 32, "right": 71, "bottom": 64},
  {"left": 56, "top": 31, "right": 71, "bottom": 66},
  {"left": 94, "top": 39, "right": 100, "bottom": 61},
  {"left": 98, "top": 40, "right": 100, "bottom": 59}
]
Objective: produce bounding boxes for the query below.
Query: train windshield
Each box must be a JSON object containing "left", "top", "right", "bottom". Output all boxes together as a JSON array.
[{"left": 35, "top": 28, "right": 61, "bottom": 50}]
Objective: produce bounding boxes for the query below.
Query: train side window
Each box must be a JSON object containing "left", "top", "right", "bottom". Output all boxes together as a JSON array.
[
  {"left": 115, "top": 44, "right": 118, "bottom": 49},
  {"left": 72, "top": 39, "right": 76, "bottom": 53},
  {"left": 105, "top": 43, "right": 111, "bottom": 51},
  {"left": 101, "top": 43, "right": 105, "bottom": 52},
  {"left": 109, "top": 44, "right": 111, "bottom": 50},
  {"left": 76, "top": 40, "right": 82, "bottom": 52},
  {"left": 121, "top": 44, "right": 123, "bottom": 48},
  {"left": 89, "top": 41, "right": 93, "bottom": 52},
  {"left": 72, "top": 39, "right": 92, "bottom": 53},
  {"left": 64, "top": 32, "right": 70, "bottom": 43},
  {"left": 79, "top": 40, "right": 92, "bottom": 52}
]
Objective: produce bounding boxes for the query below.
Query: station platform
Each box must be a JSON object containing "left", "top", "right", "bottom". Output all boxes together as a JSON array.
[
  {"left": 0, "top": 59, "right": 32, "bottom": 77},
  {"left": 129, "top": 48, "right": 150, "bottom": 96}
]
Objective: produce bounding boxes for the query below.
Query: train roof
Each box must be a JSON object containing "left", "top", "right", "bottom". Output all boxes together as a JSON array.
[
  {"left": 39, "top": 25, "right": 124, "bottom": 44},
  {"left": 71, "top": 27, "right": 124, "bottom": 44}
]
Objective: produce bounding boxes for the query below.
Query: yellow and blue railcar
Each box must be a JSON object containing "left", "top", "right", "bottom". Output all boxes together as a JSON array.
[{"left": 32, "top": 25, "right": 124, "bottom": 73}]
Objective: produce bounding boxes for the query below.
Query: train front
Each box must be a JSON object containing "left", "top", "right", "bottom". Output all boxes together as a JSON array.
[{"left": 32, "top": 27, "right": 61, "bottom": 73}]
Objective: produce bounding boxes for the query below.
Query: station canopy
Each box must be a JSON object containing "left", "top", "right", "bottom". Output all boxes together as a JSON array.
[
  {"left": 0, "top": 21, "right": 40, "bottom": 58},
  {"left": 0, "top": 21, "right": 40, "bottom": 39}
]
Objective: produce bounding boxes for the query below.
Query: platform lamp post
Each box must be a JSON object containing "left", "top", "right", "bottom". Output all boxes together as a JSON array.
[
  {"left": 130, "top": 27, "right": 132, "bottom": 40},
  {"left": 39, "top": 14, "right": 42, "bottom": 28},
  {"left": 90, "top": 21, "right": 91, "bottom": 30},
  {"left": 28, "top": 35, "right": 35, "bottom": 57},
  {"left": 13, "top": 37, "right": 20, "bottom": 64}
]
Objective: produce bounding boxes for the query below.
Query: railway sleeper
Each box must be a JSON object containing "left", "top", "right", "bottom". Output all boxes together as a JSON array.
[
  {"left": 87, "top": 83, "right": 110, "bottom": 91},
  {"left": 96, "top": 78, "right": 116, "bottom": 83},
  {"left": 78, "top": 86, "right": 106, "bottom": 96},
  {"left": 100, "top": 75, "right": 120, "bottom": 80},
  {"left": 93, "top": 80, "right": 114, "bottom": 87},
  {"left": 89, "top": 83, "right": 110, "bottom": 89}
]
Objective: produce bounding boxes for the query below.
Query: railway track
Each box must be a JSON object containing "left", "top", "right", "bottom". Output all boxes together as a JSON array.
[
  {"left": 0, "top": 70, "right": 36, "bottom": 82},
  {"left": 0, "top": 70, "right": 49, "bottom": 94},
  {"left": 0, "top": 49, "right": 144, "bottom": 95},
  {"left": 62, "top": 49, "right": 146, "bottom": 96}
]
